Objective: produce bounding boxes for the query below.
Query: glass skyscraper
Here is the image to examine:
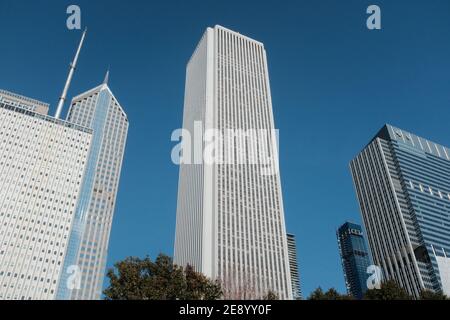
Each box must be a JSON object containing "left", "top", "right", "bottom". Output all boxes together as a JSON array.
[
  {"left": 286, "top": 233, "right": 302, "bottom": 299},
  {"left": 350, "top": 124, "right": 450, "bottom": 298},
  {"left": 174, "top": 25, "right": 292, "bottom": 299},
  {"left": 337, "top": 222, "right": 371, "bottom": 299},
  {"left": 56, "top": 76, "right": 128, "bottom": 300}
]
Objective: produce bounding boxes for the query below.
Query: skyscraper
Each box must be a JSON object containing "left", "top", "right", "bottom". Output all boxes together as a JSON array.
[
  {"left": 174, "top": 25, "right": 292, "bottom": 299},
  {"left": 336, "top": 222, "right": 371, "bottom": 299},
  {"left": 286, "top": 233, "right": 302, "bottom": 299},
  {"left": 350, "top": 124, "right": 450, "bottom": 298},
  {"left": 0, "top": 91, "right": 92, "bottom": 300},
  {"left": 57, "top": 75, "right": 128, "bottom": 300},
  {"left": 0, "top": 29, "right": 126, "bottom": 300}
]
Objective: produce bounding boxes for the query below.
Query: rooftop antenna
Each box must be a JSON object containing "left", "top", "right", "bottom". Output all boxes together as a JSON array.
[
  {"left": 55, "top": 28, "right": 87, "bottom": 119},
  {"left": 103, "top": 68, "right": 109, "bottom": 85}
]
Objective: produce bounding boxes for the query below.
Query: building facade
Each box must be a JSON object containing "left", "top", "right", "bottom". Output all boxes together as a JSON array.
[
  {"left": 174, "top": 25, "right": 292, "bottom": 299},
  {"left": 0, "top": 92, "right": 92, "bottom": 300},
  {"left": 56, "top": 78, "right": 128, "bottom": 300},
  {"left": 350, "top": 124, "right": 450, "bottom": 298},
  {"left": 337, "top": 222, "right": 371, "bottom": 299},
  {"left": 0, "top": 89, "right": 49, "bottom": 115},
  {"left": 286, "top": 233, "right": 302, "bottom": 299}
]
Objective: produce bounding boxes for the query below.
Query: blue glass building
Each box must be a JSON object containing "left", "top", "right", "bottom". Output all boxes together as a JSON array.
[
  {"left": 350, "top": 124, "right": 450, "bottom": 298},
  {"left": 337, "top": 222, "right": 371, "bottom": 299},
  {"left": 56, "top": 76, "right": 128, "bottom": 300}
]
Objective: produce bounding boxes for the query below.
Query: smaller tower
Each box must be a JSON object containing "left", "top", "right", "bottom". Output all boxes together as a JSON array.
[
  {"left": 337, "top": 222, "right": 371, "bottom": 299},
  {"left": 286, "top": 233, "right": 302, "bottom": 299}
]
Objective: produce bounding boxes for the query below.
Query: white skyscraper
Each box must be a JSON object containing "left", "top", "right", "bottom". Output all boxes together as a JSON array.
[
  {"left": 174, "top": 25, "right": 292, "bottom": 299},
  {"left": 0, "top": 92, "right": 92, "bottom": 300},
  {"left": 1, "top": 29, "right": 127, "bottom": 300},
  {"left": 56, "top": 75, "right": 128, "bottom": 300}
]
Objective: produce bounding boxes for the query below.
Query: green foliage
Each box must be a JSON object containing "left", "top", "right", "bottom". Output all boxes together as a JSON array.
[
  {"left": 308, "top": 287, "right": 353, "bottom": 300},
  {"left": 103, "top": 253, "right": 222, "bottom": 300},
  {"left": 183, "top": 264, "right": 223, "bottom": 300},
  {"left": 420, "top": 289, "right": 448, "bottom": 300},
  {"left": 364, "top": 280, "right": 412, "bottom": 300}
]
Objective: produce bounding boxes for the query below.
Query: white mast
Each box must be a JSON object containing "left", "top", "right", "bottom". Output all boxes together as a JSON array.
[
  {"left": 103, "top": 68, "right": 109, "bottom": 85},
  {"left": 55, "top": 28, "right": 87, "bottom": 119}
]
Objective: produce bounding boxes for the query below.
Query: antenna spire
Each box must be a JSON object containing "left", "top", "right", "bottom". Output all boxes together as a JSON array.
[
  {"left": 55, "top": 28, "right": 87, "bottom": 119},
  {"left": 103, "top": 68, "right": 110, "bottom": 85}
]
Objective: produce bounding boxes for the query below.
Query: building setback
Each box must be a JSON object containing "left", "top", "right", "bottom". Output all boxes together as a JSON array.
[
  {"left": 0, "top": 92, "right": 92, "bottom": 300},
  {"left": 174, "top": 25, "right": 292, "bottom": 299},
  {"left": 350, "top": 124, "right": 450, "bottom": 298},
  {"left": 337, "top": 222, "right": 371, "bottom": 299}
]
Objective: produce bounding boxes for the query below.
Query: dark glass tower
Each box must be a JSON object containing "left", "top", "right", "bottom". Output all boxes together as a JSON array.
[
  {"left": 350, "top": 124, "right": 450, "bottom": 298},
  {"left": 287, "top": 233, "right": 302, "bottom": 299},
  {"left": 337, "top": 222, "right": 371, "bottom": 299}
]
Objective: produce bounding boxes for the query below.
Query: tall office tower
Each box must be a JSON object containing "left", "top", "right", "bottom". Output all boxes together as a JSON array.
[
  {"left": 286, "top": 233, "right": 302, "bottom": 299},
  {"left": 350, "top": 124, "right": 450, "bottom": 298},
  {"left": 0, "top": 89, "right": 49, "bottom": 115},
  {"left": 0, "top": 92, "right": 92, "bottom": 300},
  {"left": 56, "top": 75, "right": 128, "bottom": 300},
  {"left": 336, "top": 222, "right": 371, "bottom": 299},
  {"left": 174, "top": 25, "right": 292, "bottom": 299}
]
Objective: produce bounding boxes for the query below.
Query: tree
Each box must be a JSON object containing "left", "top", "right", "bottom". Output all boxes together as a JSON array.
[
  {"left": 262, "top": 290, "right": 279, "bottom": 300},
  {"left": 308, "top": 287, "right": 353, "bottom": 300},
  {"left": 221, "top": 270, "right": 258, "bottom": 299},
  {"left": 420, "top": 289, "right": 448, "bottom": 300},
  {"left": 308, "top": 287, "right": 325, "bottom": 300},
  {"left": 103, "top": 253, "right": 222, "bottom": 300},
  {"left": 184, "top": 265, "right": 223, "bottom": 300},
  {"left": 146, "top": 254, "right": 186, "bottom": 299},
  {"left": 103, "top": 256, "right": 152, "bottom": 300},
  {"left": 364, "top": 280, "right": 412, "bottom": 300}
]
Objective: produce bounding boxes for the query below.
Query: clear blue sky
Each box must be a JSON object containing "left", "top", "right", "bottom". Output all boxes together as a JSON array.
[{"left": 1, "top": 0, "right": 449, "bottom": 297}]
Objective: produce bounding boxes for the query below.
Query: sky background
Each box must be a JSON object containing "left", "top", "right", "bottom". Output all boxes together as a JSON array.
[{"left": 1, "top": 0, "right": 450, "bottom": 297}]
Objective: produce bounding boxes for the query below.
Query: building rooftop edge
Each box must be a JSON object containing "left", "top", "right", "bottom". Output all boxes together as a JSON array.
[
  {"left": 187, "top": 25, "right": 265, "bottom": 66},
  {"left": 213, "top": 25, "right": 264, "bottom": 46},
  {"left": 352, "top": 124, "right": 450, "bottom": 162},
  {"left": 70, "top": 83, "right": 128, "bottom": 120},
  {"left": 0, "top": 101, "right": 92, "bottom": 134},
  {"left": 0, "top": 89, "right": 50, "bottom": 108}
]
